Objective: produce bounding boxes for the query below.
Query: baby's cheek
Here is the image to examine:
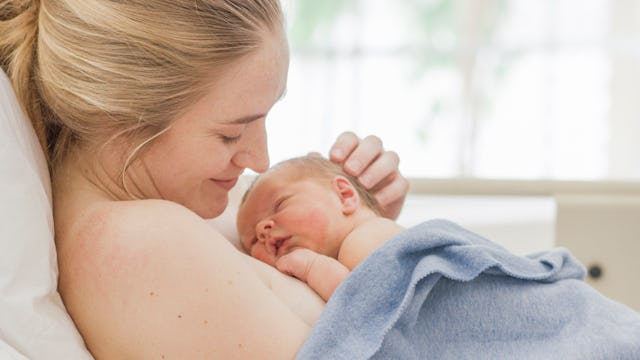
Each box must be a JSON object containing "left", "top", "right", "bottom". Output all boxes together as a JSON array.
[
  {"left": 252, "top": 248, "right": 276, "bottom": 267},
  {"left": 297, "top": 207, "right": 331, "bottom": 237}
]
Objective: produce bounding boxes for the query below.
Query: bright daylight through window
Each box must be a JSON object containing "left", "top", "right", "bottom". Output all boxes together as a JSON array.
[{"left": 267, "top": 0, "right": 640, "bottom": 180}]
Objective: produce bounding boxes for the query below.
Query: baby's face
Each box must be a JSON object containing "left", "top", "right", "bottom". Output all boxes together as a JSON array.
[{"left": 237, "top": 167, "right": 348, "bottom": 266}]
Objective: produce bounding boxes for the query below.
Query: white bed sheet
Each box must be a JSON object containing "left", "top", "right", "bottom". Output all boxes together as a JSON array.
[{"left": 397, "top": 195, "right": 556, "bottom": 255}]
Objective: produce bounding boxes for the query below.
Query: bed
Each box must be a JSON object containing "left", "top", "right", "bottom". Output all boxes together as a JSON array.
[
  {"left": 401, "top": 178, "right": 640, "bottom": 312},
  {"left": 2, "top": 68, "right": 639, "bottom": 359}
]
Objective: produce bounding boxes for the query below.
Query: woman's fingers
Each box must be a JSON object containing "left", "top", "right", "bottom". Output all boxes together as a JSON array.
[
  {"left": 331, "top": 133, "right": 384, "bottom": 177},
  {"left": 372, "top": 173, "right": 410, "bottom": 220},
  {"left": 329, "top": 131, "right": 409, "bottom": 220},
  {"left": 344, "top": 135, "right": 384, "bottom": 176},
  {"left": 329, "top": 131, "right": 360, "bottom": 164},
  {"left": 357, "top": 150, "right": 400, "bottom": 189}
]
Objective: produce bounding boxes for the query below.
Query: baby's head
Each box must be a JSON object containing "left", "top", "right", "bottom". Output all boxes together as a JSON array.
[{"left": 236, "top": 154, "right": 381, "bottom": 266}]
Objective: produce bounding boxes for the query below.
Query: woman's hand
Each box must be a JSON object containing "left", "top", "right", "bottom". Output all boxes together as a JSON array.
[{"left": 329, "top": 131, "right": 409, "bottom": 220}]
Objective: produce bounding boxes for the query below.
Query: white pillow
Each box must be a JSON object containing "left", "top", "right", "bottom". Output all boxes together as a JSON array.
[{"left": 0, "top": 70, "right": 93, "bottom": 359}]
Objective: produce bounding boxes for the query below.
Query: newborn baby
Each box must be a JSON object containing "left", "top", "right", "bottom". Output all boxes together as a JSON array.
[{"left": 237, "top": 155, "right": 404, "bottom": 301}]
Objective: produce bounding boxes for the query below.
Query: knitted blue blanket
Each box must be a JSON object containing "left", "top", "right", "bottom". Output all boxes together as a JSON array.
[{"left": 297, "top": 219, "right": 640, "bottom": 359}]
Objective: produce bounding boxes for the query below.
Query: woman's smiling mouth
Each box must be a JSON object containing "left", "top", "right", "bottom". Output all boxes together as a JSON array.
[{"left": 211, "top": 177, "right": 238, "bottom": 191}]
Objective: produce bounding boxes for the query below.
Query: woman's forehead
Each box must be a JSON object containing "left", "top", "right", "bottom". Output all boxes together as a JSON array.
[{"left": 181, "top": 31, "right": 289, "bottom": 127}]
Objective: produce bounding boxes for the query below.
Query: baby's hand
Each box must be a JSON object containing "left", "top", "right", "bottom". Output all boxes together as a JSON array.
[
  {"left": 275, "top": 249, "right": 319, "bottom": 283},
  {"left": 277, "top": 248, "right": 350, "bottom": 302}
]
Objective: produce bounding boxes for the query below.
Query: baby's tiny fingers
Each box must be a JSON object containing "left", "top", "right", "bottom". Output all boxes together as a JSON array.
[{"left": 275, "top": 249, "right": 317, "bottom": 281}]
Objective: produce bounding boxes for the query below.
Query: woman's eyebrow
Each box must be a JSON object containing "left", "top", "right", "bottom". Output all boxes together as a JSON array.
[{"left": 225, "top": 114, "right": 265, "bottom": 125}]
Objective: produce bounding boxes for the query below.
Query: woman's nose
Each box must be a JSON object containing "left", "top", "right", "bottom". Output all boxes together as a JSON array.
[
  {"left": 233, "top": 120, "right": 270, "bottom": 173},
  {"left": 248, "top": 146, "right": 269, "bottom": 173}
]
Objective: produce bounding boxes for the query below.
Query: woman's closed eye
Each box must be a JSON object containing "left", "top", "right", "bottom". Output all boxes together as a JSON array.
[{"left": 219, "top": 134, "right": 242, "bottom": 144}]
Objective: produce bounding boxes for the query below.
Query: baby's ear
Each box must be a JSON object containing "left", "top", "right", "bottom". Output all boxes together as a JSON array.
[{"left": 332, "top": 176, "right": 360, "bottom": 215}]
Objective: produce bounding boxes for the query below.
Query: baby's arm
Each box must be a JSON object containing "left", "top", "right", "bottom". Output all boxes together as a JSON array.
[{"left": 276, "top": 249, "right": 350, "bottom": 302}]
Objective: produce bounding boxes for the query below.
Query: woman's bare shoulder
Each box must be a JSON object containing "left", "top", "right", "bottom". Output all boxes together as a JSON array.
[
  {"left": 78, "top": 198, "right": 210, "bottom": 243},
  {"left": 61, "top": 199, "right": 224, "bottom": 277},
  {"left": 61, "top": 199, "right": 309, "bottom": 359},
  {"left": 60, "top": 199, "right": 212, "bottom": 277}
]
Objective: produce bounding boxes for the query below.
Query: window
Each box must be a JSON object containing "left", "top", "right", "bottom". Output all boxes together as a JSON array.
[{"left": 268, "top": 0, "right": 640, "bottom": 180}]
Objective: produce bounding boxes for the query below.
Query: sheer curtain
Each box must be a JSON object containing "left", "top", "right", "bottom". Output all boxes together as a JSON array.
[{"left": 267, "top": 0, "right": 639, "bottom": 180}]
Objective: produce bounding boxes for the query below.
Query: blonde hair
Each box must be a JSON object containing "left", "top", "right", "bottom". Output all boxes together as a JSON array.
[
  {"left": 0, "top": 0, "right": 283, "bottom": 175},
  {"left": 243, "top": 155, "right": 383, "bottom": 215}
]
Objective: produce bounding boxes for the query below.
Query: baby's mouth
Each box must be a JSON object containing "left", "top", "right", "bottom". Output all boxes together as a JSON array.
[{"left": 273, "top": 236, "right": 292, "bottom": 257}]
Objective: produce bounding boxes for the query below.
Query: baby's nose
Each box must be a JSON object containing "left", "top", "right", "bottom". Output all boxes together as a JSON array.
[{"left": 256, "top": 219, "right": 273, "bottom": 242}]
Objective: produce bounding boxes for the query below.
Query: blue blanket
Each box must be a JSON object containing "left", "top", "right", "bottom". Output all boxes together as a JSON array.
[{"left": 297, "top": 219, "right": 640, "bottom": 359}]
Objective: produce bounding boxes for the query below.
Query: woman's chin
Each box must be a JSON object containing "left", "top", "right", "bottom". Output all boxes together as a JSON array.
[{"left": 191, "top": 193, "right": 229, "bottom": 219}]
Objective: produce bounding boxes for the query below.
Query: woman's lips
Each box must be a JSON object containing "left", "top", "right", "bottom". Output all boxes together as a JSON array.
[{"left": 211, "top": 177, "right": 238, "bottom": 191}]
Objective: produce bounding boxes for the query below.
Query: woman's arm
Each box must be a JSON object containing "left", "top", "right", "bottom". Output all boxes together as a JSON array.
[
  {"left": 58, "top": 200, "right": 310, "bottom": 359},
  {"left": 276, "top": 249, "right": 350, "bottom": 302}
]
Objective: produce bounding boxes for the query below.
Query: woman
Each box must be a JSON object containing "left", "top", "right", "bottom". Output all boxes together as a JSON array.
[{"left": 0, "top": 0, "right": 409, "bottom": 358}]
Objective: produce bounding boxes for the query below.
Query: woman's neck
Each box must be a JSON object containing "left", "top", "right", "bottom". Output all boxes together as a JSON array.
[{"left": 53, "top": 142, "right": 149, "bottom": 205}]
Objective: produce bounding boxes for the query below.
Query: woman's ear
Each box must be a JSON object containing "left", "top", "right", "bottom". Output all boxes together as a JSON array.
[{"left": 332, "top": 176, "right": 360, "bottom": 215}]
